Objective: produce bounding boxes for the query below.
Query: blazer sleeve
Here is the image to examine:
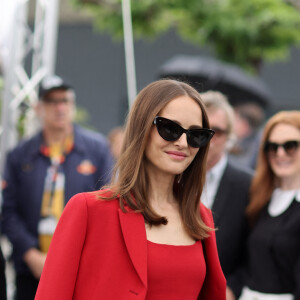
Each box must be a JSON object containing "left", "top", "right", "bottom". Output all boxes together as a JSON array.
[
  {"left": 35, "top": 193, "right": 88, "bottom": 300},
  {"left": 198, "top": 204, "right": 226, "bottom": 300},
  {"left": 2, "top": 151, "right": 37, "bottom": 256}
]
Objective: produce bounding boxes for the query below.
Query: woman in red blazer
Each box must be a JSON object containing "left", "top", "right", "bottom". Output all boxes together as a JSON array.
[{"left": 35, "top": 79, "right": 226, "bottom": 300}]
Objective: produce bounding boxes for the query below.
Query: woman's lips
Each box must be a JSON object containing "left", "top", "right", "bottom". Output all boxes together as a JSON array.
[{"left": 166, "top": 151, "right": 187, "bottom": 160}]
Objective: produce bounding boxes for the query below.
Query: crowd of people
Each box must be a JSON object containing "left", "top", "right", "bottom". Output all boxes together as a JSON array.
[
  {"left": 1, "top": 76, "right": 114, "bottom": 300},
  {"left": 0, "top": 76, "right": 299, "bottom": 300}
]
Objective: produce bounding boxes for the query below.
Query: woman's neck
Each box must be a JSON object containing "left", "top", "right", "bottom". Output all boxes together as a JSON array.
[
  {"left": 279, "top": 174, "right": 300, "bottom": 190},
  {"left": 147, "top": 172, "right": 176, "bottom": 210}
]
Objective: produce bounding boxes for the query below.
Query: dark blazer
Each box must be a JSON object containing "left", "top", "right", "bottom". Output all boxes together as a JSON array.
[
  {"left": 211, "top": 162, "right": 252, "bottom": 286},
  {"left": 0, "top": 242, "right": 7, "bottom": 300},
  {"left": 35, "top": 191, "right": 226, "bottom": 300}
]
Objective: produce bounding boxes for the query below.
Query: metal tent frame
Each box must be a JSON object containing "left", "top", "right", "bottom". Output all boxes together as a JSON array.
[{"left": 0, "top": 0, "right": 60, "bottom": 173}]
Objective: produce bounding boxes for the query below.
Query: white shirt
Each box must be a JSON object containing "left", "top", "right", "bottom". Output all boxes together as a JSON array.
[
  {"left": 268, "top": 188, "right": 300, "bottom": 217},
  {"left": 202, "top": 155, "right": 228, "bottom": 209}
]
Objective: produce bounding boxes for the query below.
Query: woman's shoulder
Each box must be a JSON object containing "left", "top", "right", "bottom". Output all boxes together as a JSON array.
[{"left": 67, "top": 189, "right": 120, "bottom": 211}]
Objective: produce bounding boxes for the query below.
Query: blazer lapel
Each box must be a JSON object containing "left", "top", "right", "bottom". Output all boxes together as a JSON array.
[
  {"left": 212, "top": 163, "right": 231, "bottom": 225},
  {"left": 118, "top": 208, "right": 148, "bottom": 289}
]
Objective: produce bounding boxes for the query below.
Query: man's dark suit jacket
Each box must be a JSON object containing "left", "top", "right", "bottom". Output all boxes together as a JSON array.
[
  {"left": 0, "top": 242, "right": 7, "bottom": 300},
  {"left": 211, "top": 161, "right": 252, "bottom": 290}
]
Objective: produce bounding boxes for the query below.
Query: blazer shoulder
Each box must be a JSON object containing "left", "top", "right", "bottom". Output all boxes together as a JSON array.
[
  {"left": 67, "top": 190, "right": 120, "bottom": 212},
  {"left": 6, "top": 132, "right": 42, "bottom": 161},
  {"left": 224, "top": 162, "right": 253, "bottom": 188},
  {"left": 226, "top": 162, "right": 253, "bottom": 179}
]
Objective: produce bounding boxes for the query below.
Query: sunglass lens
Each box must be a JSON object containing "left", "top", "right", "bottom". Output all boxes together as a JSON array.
[
  {"left": 188, "top": 131, "right": 210, "bottom": 148},
  {"left": 284, "top": 141, "right": 299, "bottom": 155},
  {"left": 265, "top": 141, "right": 299, "bottom": 156},
  {"left": 156, "top": 118, "right": 182, "bottom": 141},
  {"left": 265, "top": 142, "right": 278, "bottom": 154},
  {"left": 211, "top": 128, "right": 228, "bottom": 138}
]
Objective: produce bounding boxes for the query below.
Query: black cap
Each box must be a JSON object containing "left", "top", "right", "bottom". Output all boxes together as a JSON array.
[{"left": 39, "top": 75, "right": 73, "bottom": 100}]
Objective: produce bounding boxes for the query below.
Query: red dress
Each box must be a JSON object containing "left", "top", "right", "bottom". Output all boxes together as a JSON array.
[{"left": 146, "top": 240, "right": 206, "bottom": 299}]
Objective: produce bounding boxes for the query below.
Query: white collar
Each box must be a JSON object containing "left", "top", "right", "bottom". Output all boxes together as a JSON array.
[
  {"left": 203, "top": 155, "right": 228, "bottom": 209},
  {"left": 208, "top": 154, "right": 228, "bottom": 180},
  {"left": 268, "top": 188, "right": 300, "bottom": 217}
]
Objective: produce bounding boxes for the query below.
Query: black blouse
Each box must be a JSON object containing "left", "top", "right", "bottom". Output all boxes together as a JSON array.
[{"left": 245, "top": 197, "right": 300, "bottom": 299}]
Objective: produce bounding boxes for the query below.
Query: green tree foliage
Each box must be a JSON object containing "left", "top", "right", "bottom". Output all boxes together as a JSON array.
[
  {"left": 73, "top": 0, "right": 175, "bottom": 39},
  {"left": 72, "top": 0, "right": 300, "bottom": 72},
  {"left": 176, "top": 0, "right": 300, "bottom": 72}
]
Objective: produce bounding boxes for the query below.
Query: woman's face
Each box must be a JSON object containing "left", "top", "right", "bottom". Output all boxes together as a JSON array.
[
  {"left": 267, "top": 123, "right": 300, "bottom": 181},
  {"left": 145, "top": 95, "right": 203, "bottom": 178}
]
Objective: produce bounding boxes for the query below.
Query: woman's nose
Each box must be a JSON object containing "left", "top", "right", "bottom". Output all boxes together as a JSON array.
[{"left": 174, "top": 133, "right": 188, "bottom": 148}]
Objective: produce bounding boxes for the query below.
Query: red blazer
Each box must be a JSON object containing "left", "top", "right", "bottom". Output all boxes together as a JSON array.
[{"left": 35, "top": 191, "right": 226, "bottom": 300}]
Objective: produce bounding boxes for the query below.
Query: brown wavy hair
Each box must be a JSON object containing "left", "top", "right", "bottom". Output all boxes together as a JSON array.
[
  {"left": 246, "top": 110, "right": 300, "bottom": 222},
  {"left": 100, "top": 79, "right": 212, "bottom": 239}
]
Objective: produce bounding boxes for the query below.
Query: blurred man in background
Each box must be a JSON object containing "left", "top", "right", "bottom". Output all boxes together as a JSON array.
[
  {"left": 201, "top": 91, "right": 253, "bottom": 298},
  {"left": 229, "top": 102, "right": 265, "bottom": 169},
  {"left": 1, "top": 75, "right": 113, "bottom": 300}
]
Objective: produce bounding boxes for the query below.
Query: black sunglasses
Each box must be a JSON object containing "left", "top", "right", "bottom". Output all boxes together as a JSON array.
[
  {"left": 264, "top": 140, "right": 300, "bottom": 156},
  {"left": 153, "top": 116, "right": 215, "bottom": 148},
  {"left": 42, "top": 98, "right": 71, "bottom": 104},
  {"left": 211, "top": 127, "right": 229, "bottom": 138}
]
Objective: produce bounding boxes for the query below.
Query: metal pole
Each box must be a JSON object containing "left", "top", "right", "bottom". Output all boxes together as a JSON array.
[
  {"left": 43, "top": 0, "right": 59, "bottom": 76},
  {"left": 0, "top": 0, "right": 29, "bottom": 173},
  {"left": 32, "top": 0, "right": 59, "bottom": 77},
  {"left": 0, "top": 0, "right": 60, "bottom": 173},
  {"left": 121, "top": 0, "right": 137, "bottom": 107}
]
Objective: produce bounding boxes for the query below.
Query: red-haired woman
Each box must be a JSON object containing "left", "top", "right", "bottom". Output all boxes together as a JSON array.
[
  {"left": 234, "top": 111, "right": 300, "bottom": 300},
  {"left": 35, "top": 79, "right": 226, "bottom": 300}
]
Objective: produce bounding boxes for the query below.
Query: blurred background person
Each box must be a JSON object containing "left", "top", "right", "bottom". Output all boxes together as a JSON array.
[
  {"left": 200, "top": 91, "right": 253, "bottom": 298},
  {"left": 1, "top": 75, "right": 113, "bottom": 300},
  {"left": 232, "top": 110, "right": 300, "bottom": 300},
  {"left": 107, "top": 126, "right": 125, "bottom": 161},
  {"left": 229, "top": 102, "right": 265, "bottom": 169}
]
